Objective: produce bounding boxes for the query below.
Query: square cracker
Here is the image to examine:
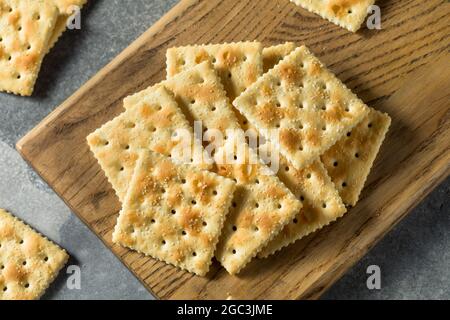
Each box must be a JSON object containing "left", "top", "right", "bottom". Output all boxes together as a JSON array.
[
  {"left": 321, "top": 108, "right": 391, "bottom": 206},
  {"left": 112, "top": 151, "right": 236, "bottom": 276},
  {"left": 166, "top": 42, "right": 263, "bottom": 102},
  {"left": 262, "top": 42, "right": 296, "bottom": 73},
  {"left": 46, "top": 0, "right": 87, "bottom": 51},
  {"left": 124, "top": 62, "right": 302, "bottom": 275},
  {"left": 233, "top": 45, "right": 369, "bottom": 171},
  {"left": 0, "top": 209, "right": 69, "bottom": 300},
  {"left": 0, "top": 0, "right": 58, "bottom": 96},
  {"left": 258, "top": 156, "right": 346, "bottom": 258},
  {"left": 87, "top": 86, "right": 211, "bottom": 203},
  {"left": 290, "top": 0, "right": 376, "bottom": 32}
]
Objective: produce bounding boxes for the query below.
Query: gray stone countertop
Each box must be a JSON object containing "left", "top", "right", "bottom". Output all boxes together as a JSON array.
[{"left": 0, "top": 0, "right": 448, "bottom": 300}]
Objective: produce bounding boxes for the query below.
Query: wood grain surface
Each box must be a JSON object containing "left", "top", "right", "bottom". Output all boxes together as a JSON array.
[{"left": 16, "top": 0, "right": 450, "bottom": 299}]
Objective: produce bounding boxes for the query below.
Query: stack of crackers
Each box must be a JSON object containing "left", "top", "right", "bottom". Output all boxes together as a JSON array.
[
  {"left": 0, "top": 0, "right": 86, "bottom": 96},
  {"left": 87, "top": 41, "right": 391, "bottom": 276}
]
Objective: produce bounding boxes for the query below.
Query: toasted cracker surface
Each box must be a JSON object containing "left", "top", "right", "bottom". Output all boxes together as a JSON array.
[
  {"left": 125, "top": 62, "right": 302, "bottom": 274},
  {"left": 0, "top": 0, "right": 58, "bottom": 95},
  {"left": 112, "top": 151, "right": 236, "bottom": 276},
  {"left": 322, "top": 108, "right": 391, "bottom": 206},
  {"left": 291, "top": 0, "right": 376, "bottom": 32},
  {"left": 234, "top": 45, "right": 369, "bottom": 171},
  {"left": 0, "top": 209, "right": 68, "bottom": 300},
  {"left": 87, "top": 86, "right": 210, "bottom": 202}
]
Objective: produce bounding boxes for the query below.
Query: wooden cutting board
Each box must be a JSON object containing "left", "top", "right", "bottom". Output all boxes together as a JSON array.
[{"left": 16, "top": 0, "right": 450, "bottom": 299}]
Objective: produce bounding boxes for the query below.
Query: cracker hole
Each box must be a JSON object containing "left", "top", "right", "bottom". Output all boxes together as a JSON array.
[
  {"left": 171, "top": 209, "right": 176, "bottom": 215},
  {"left": 212, "top": 190, "right": 218, "bottom": 195},
  {"left": 232, "top": 249, "right": 236, "bottom": 254},
  {"left": 276, "top": 102, "right": 281, "bottom": 108},
  {"left": 306, "top": 173, "right": 312, "bottom": 179},
  {"left": 2, "top": 286, "right": 6, "bottom": 292},
  {"left": 300, "top": 195, "right": 305, "bottom": 201},
  {"left": 44, "top": 257, "right": 49, "bottom": 262},
  {"left": 191, "top": 200, "right": 197, "bottom": 205},
  {"left": 24, "top": 283, "right": 30, "bottom": 288},
  {"left": 125, "top": 145, "right": 130, "bottom": 150},
  {"left": 333, "top": 161, "right": 338, "bottom": 167},
  {"left": 232, "top": 202, "right": 237, "bottom": 208},
  {"left": 1, "top": 265, "right": 4, "bottom": 270},
  {"left": 368, "top": 123, "right": 373, "bottom": 128},
  {"left": 277, "top": 204, "right": 282, "bottom": 209},
  {"left": 190, "top": 99, "right": 196, "bottom": 104},
  {"left": 322, "top": 203, "right": 327, "bottom": 209},
  {"left": 293, "top": 218, "right": 298, "bottom": 224},
  {"left": 322, "top": 125, "right": 327, "bottom": 131},
  {"left": 228, "top": 72, "right": 232, "bottom": 78},
  {"left": 342, "top": 182, "right": 347, "bottom": 188},
  {"left": 151, "top": 219, "right": 156, "bottom": 224},
  {"left": 355, "top": 153, "right": 360, "bottom": 158},
  {"left": 254, "top": 226, "right": 259, "bottom": 232},
  {"left": 255, "top": 203, "right": 259, "bottom": 208},
  {"left": 346, "top": 132, "right": 351, "bottom": 137},
  {"left": 285, "top": 166, "right": 289, "bottom": 172},
  {"left": 232, "top": 225, "right": 237, "bottom": 231},
  {"left": 181, "top": 178, "right": 187, "bottom": 184},
  {"left": 120, "top": 167, "right": 124, "bottom": 172},
  {"left": 202, "top": 221, "right": 207, "bottom": 227},
  {"left": 182, "top": 230, "right": 187, "bottom": 236},
  {"left": 255, "top": 179, "right": 260, "bottom": 184},
  {"left": 192, "top": 252, "right": 197, "bottom": 257},
  {"left": 162, "top": 240, "right": 166, "bottom": 245},
  {"left": 19, "top": 239, "right": 24, "bottom": 244}
]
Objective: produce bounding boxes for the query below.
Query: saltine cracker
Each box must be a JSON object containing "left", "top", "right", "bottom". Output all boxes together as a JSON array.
[
  {"left": 0, "top": 209, "right": 68, "bottom": 300},
  {"left": 112, "top": 151, "right": 236, "bottom": 276},
  {"left": 291, "top": 0, "right": 376, "bottom": 32},
  {"left": 321, "top": 108, "right": 391, "bottom": 206},
  {"left": 233, "top": 45, "right": 369, "bottom": 171},
  {"left": 0, "top": 0, "right": 58, "bottom": 95}
]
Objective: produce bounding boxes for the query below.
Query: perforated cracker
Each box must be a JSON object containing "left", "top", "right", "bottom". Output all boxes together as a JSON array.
[
  {"left": 321, "top": 108, "right": 391, "bottom": 206},
  {"left": 0, "top": 209, "right": 68, "bottom": 300},
  {"left": 112, "top": 151, "right": 236, "bottom": 276},
  {"left": 46, "top": 0, "right": 87, "bottom": 51},
  {"left": 0, "top": 0, "right": 58, "bottom": 96},
  {"left": 233, "top": 45, "right": 369, "bottom": 171},
  {"left": 166, "top": 42, "right": 263, "bottom": 102},
  {"left": 291, "top": 0, "right": 376, "bottom": 32},
  {"left": 262, "top": 42, "right": 296, "bottom": 73},
  {"left": 124, "top": 62, "right": 302, "bottom": 274},
  {"left": 87, "top": 86, "right": 211, "bottom": 203},
  {"left": 258, "top": 156, "right": 346, "bottom": 258}
]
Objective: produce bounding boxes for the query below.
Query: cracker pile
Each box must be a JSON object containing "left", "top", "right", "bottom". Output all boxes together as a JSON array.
[
  {"left": 0, "top": 209, "right": 68, "bottom": 300},
  {"left": 0, "top": 0, "right": 86, "bottom": 96},
  {"left": 88, "top": 41, "right": 390, "bottom": 276}
]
